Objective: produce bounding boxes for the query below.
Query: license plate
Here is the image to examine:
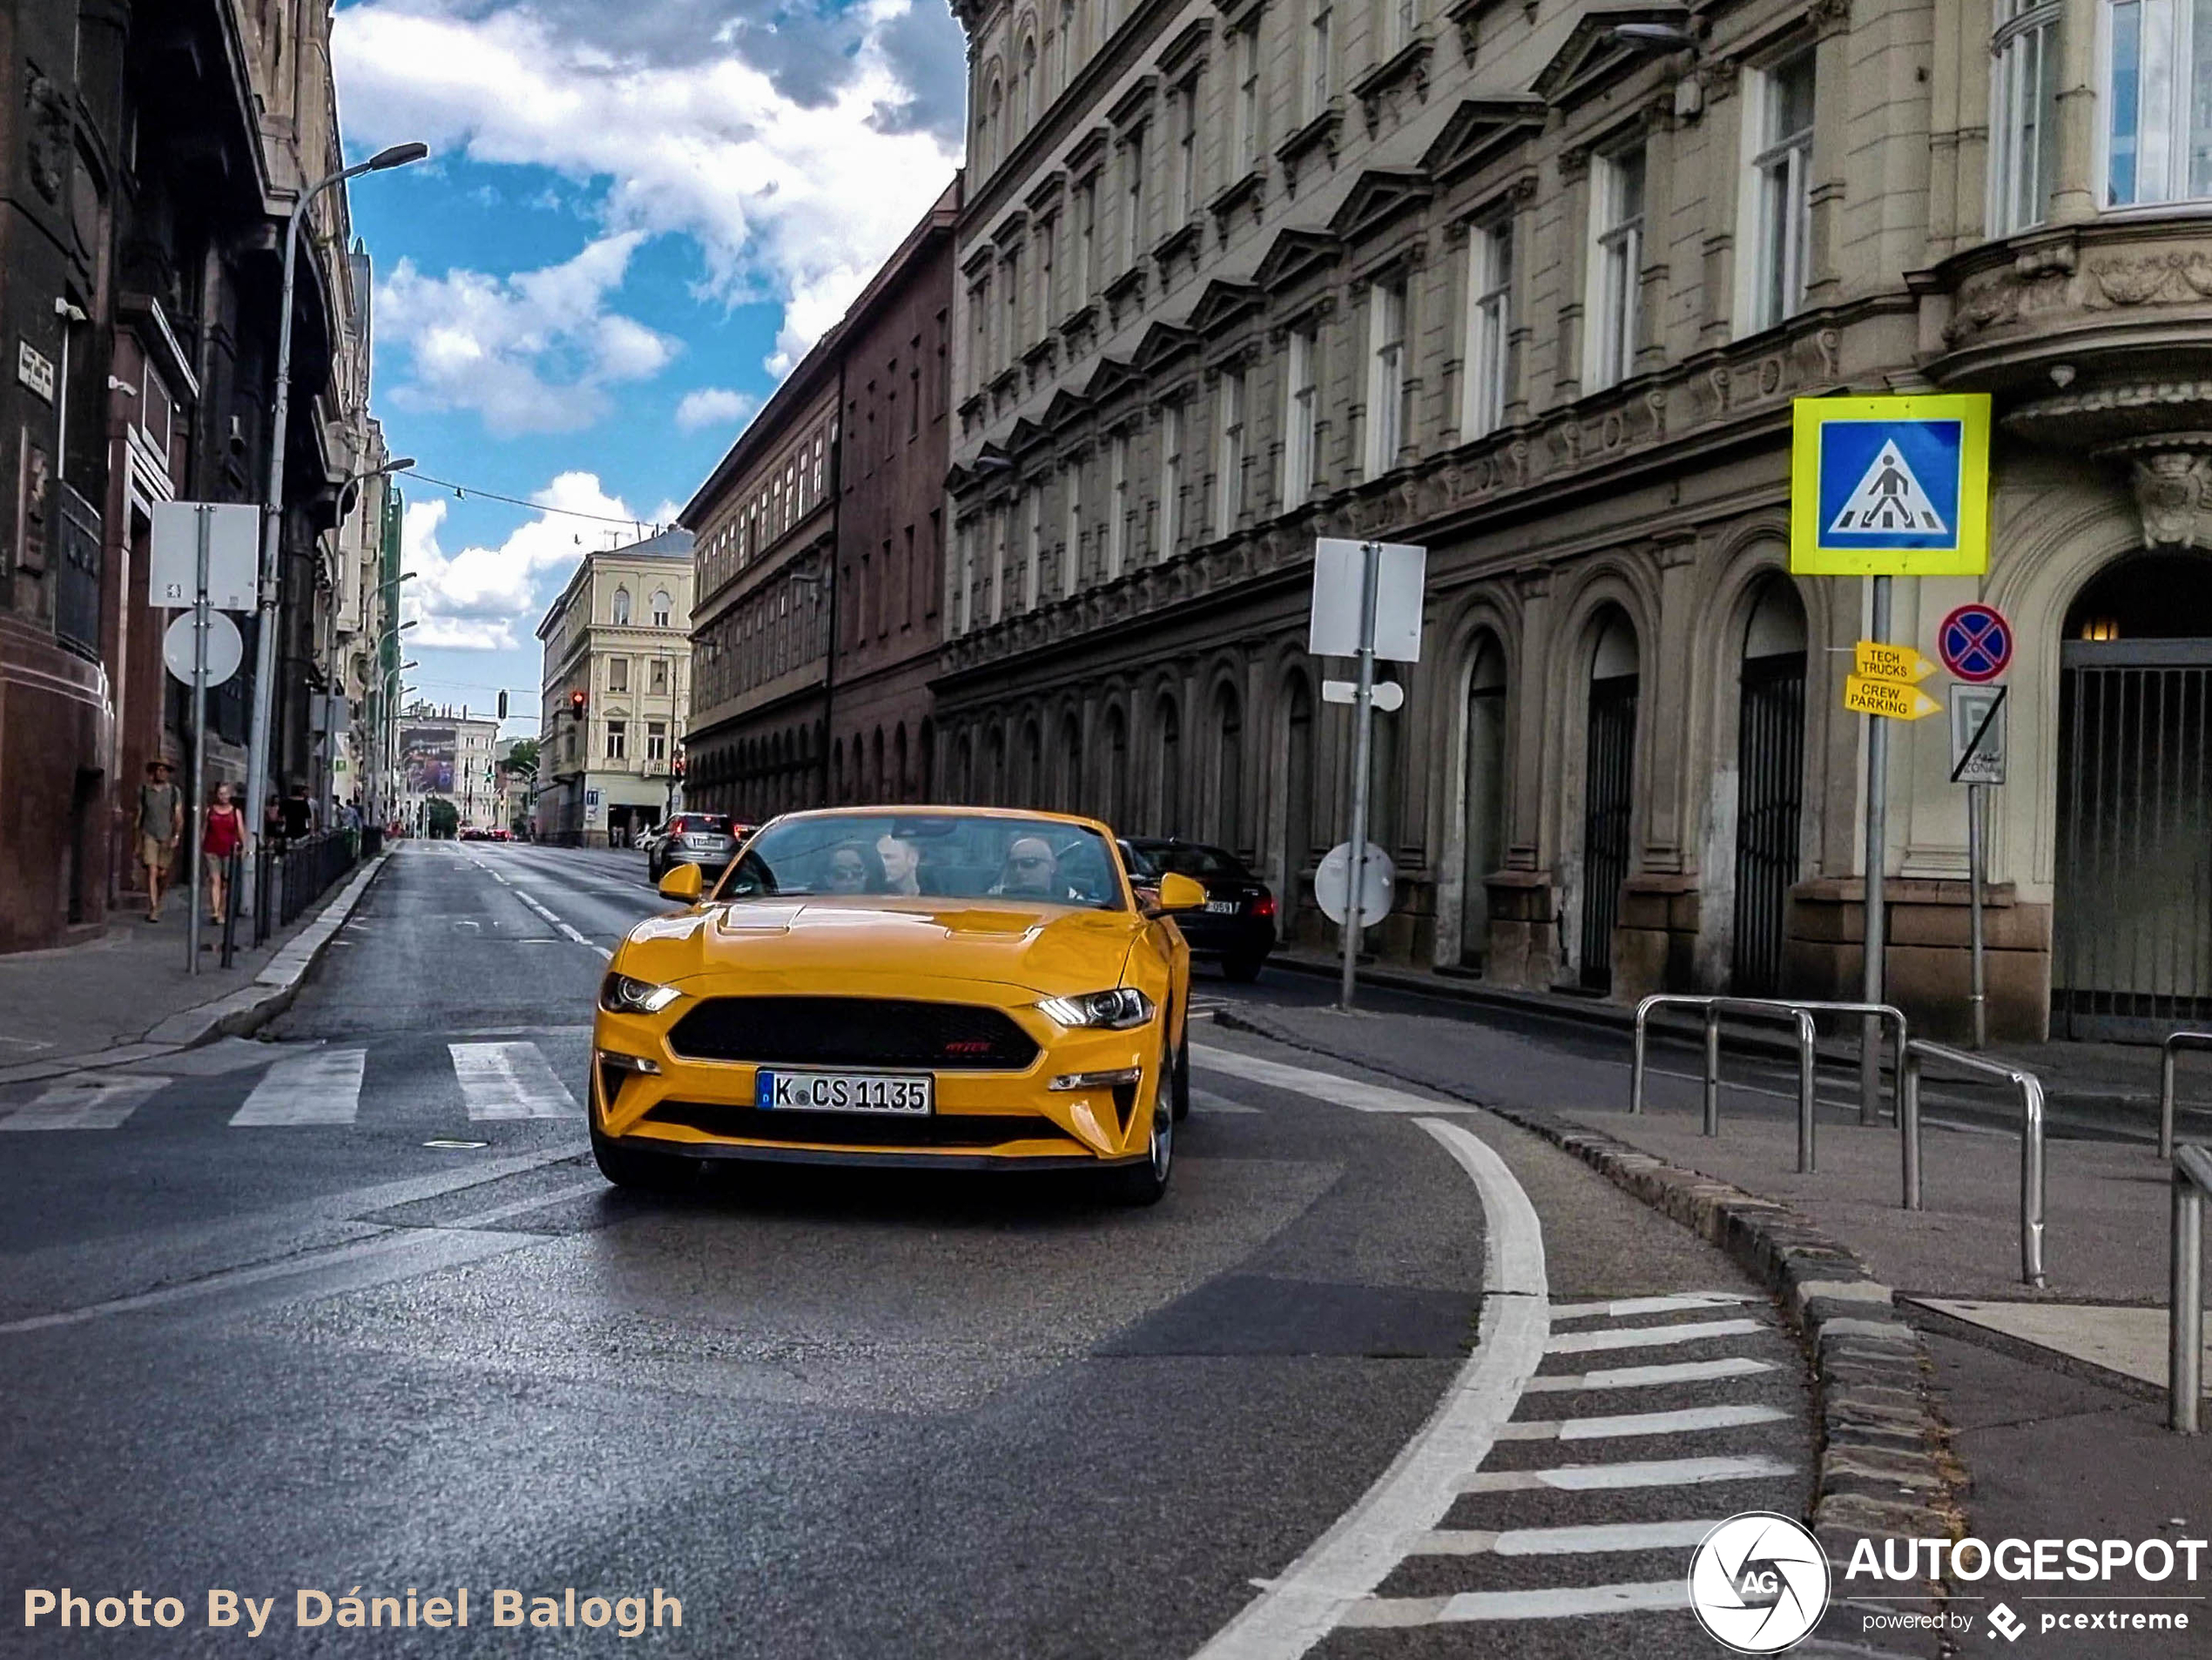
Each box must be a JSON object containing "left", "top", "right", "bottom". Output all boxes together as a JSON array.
[
  {"left": 754, "top": 1070, "right": 934, "bottom": 1115},
  {"left": 1204, "top": 900, "right": 1239, "bottom": 914}
]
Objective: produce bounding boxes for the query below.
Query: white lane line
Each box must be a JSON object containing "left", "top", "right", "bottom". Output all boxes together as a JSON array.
[
  {"left": 1190, "top": 1114, "right": 1547, "bottom": 1660},
  {"left": 1403, "top": 1519, "right": 1720, "bottom": 1558},
  {"left": 1523, "top": 1356, "right": 1778, "bottom": 1393},
  {"left": 1546, "top": 1318, "right": 1765, "bottom": 1354},
  {"left": 1190, "top": 1044, "right": 1475, "bottom": 1113},
  {"left": 506, "top": 886, "right": 605, "bottom": 955},
  {"left": 1190, "top": 1087, "right": 1262, "bottom": 1115},
  {"left": 1549, "top": 1292, "right": 1751, "bottom": 1322},
  {"left": 1495, "top": 1402, "right": 1789, "bottom": 1441},
  {"left": 451, "top": 1043, "right": 580, "bottom": 1121},
  {"left": 229, "top": 1049, "right": 366, "bottom": 1126},
  {"left": 0, "top": 1074, "right": 171, "bottom": 1130},
  {"left": 1460, "top": 1454, "right": 1797, "bottom": 1495},
  {"left": 1341, "top": 1581, "right": 1689, "bottom": 1628}
]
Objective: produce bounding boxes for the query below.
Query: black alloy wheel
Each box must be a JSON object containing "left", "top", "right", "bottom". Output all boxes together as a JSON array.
[{"left": 1103, "top": 1035, "right": 1175, "bottom": 1205}]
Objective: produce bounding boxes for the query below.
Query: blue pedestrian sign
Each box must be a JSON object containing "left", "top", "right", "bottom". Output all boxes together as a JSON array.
[{"left": 1790, "top": 395, "right": 1991, "bottom": 576}]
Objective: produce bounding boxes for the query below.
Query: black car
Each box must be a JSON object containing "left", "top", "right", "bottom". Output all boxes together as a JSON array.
[
  {"left": 647, "top": 813, "right": 748, "bottom": 884},
  {"left": 1119, "top": 837, "right": 1277, "bottom": 982}
]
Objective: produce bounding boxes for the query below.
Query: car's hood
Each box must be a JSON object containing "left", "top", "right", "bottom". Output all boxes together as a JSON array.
[{"left": 617, "top": 897, "right": 1141, "bottom": 999}]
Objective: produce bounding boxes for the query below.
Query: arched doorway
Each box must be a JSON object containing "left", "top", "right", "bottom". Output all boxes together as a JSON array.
[
  {"left": 2055, "top": 554, "right": 2212, "bottom": 1036},
  {"left": 1103, "top": 705, "right": 1130, "bottom": 828},
  {"left": 1018, "top": 719, "right": 1042, "bottom": 808},
  {"left": 1056, "top": 712, "right": 1082, "bottom": 813},
  {"left": 1461, "top": 635, "right": 1507, "bottom": 969},
  {"left": 1280, "top": 671, "right": 1314, "bottom": 940},
  {"left": 1157, "top": 696, "right": 1183, "bottom": 833},
  {"left": 985, "top": 725, "right": 1007, "bottom": 806},
  {"left": 1581, "top": 609, "right": 1639, "bottom": 992},
  {"left": 1212, "top": 683, "right": 1243, "bottom": 850},
  {"left": 1731, "top": 579, "right": 1808, "bottom": 995}
]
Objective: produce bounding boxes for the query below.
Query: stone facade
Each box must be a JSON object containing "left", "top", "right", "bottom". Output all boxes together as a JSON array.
[{"left": 934, "top": 0, "right": 2212, "bottom": 1040}]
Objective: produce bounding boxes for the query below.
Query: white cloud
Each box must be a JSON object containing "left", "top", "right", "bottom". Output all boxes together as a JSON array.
[
  {"left": 400, "top": 471, "right": 677, "bottom": 651},
  {"left": 376, "top": 233, "right": 678, "bottom": 435},
  {"left": 673, "top": 386, "right": 758, "bottom": 432},
  {"left": 334, "top": 1, "right": 961, "bottom": 378}
]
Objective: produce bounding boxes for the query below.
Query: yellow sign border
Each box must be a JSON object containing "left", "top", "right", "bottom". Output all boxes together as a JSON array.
[{"left": 1791, "top": 394, "right": 1991, "bottom": 577}]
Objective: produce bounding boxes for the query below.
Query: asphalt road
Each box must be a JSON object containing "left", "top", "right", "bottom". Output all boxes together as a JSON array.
[{"left": 0, "top": 844, "right": 1815, "bottom": 1657}]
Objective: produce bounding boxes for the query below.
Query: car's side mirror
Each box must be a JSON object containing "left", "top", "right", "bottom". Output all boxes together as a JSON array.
[
  {"left": 658, "top": 863, "right": 704, "bottom": 904},
  {"left": 1155, "top": 872, "right": 1206, "bottom": 912}
]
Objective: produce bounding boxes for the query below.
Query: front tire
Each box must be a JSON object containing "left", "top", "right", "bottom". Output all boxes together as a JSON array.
[
  {"left": 1103, "top": 1038, "right": 1176, "bottom": 1205},
  {"left": 1170, "top": 1029, "right": 1190, "bottom": 1122},
  {"left": 1222, "top": 950, "right": 1266, "bottom": 983},
  {"left": 591, "top": 1125, "right": 695, "bottom": 1191}
]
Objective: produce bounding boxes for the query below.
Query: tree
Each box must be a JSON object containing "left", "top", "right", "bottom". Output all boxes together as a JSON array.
[
  {"left": 502, "top": 738, "right": 540, "bottom": 779},
  {"left": 425, "top": 798, "right": 460, "bottom": 839}
]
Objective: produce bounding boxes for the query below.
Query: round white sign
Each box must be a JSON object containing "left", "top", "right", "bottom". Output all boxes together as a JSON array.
[
  {"left": 161, "top": 611, "right": 244, "bottom": 688},
  {"left": 1313, "top": 840, "right": 1393, "bottom": 927},
  {"left": 1688, "top": 1512, "right": 1831, "bottom": 1654}
]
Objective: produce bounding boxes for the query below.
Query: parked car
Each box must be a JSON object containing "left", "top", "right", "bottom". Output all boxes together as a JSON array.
[
  {"left": 1117, "top": 838, "right": 1277, "bottom": 982},
  {"left": 647, "top": 813, "right": 748, "bottom": 885}
]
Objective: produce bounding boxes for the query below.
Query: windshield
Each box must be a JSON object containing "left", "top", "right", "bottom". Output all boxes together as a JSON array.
[
  {"left": 1124, "top": 841, "right": 1249, "bottom": 879},
  {"left": 716, "top": 814, "right": 1127, "bottom": 910}
]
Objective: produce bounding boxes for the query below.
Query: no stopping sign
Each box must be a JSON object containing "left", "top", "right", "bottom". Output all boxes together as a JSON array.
[{"left": 1939, "top": 604, "right": 2013, "bottom": 683}]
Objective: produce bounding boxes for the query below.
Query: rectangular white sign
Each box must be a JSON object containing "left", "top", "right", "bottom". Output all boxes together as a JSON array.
[
  {"left": 1309, "top": 538, "right": 1426, "bottom": 662},
  {"left": 149, "top": 501, "right": 261, "bottom": 611},
  {"left": 1949, "top": 685, "right": 2007, "bottom": 786}
]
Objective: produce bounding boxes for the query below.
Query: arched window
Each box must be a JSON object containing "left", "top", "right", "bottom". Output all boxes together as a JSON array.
[
  {"left": 1021, "top": 36, "right": 1038, "bottom": 131},
  {"left": 612, "top": 588, "right": 631, "bottom": 625},
  {"left": 1157, "top": 695, "right": 1183, "bottom": 833},
  {"left": 1212, "top": 683, "right": 1243, "bottom": 848},
  {"left": 651, "top": 589, "right": 671, "bottom": 627},
  {"left": 1461, "top": 636, "right": 1508, "bottom": 968},
  {"left": 1104, "top": 704, "right": 1130, "bottom": 828},
  {"left": 894, "top": 723, "right": 910, "bottom": 801},
  {"left": 1058, "top": 0, "right": 1077, "bottom": 89},
  {"left": 1580, "top": 608, "right": 1641, "bottom": 992},
  {"left": 988, "top": 76, "right": 1004, "bottom": 168}
]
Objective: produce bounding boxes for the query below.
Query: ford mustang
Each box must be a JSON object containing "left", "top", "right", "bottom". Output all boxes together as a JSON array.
[{"left": 589, "top": 807, "right": 1204, "bottom": 1204}]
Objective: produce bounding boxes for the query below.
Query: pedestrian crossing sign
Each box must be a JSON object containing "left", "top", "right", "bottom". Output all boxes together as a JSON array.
[{"left": 1790, "top": 394, "right": 1990, "bottom": 575}]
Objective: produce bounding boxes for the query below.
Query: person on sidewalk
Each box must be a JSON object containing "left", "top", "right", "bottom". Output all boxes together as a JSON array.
[
  {"left": 205, "top": 780, "right": 246, "bottom": 926},
  {"left": 135, "top": 759, "right": 182, "bottom": 922},
  {"left": 263, "top": 790, "right": 287, "bottom": 855}
]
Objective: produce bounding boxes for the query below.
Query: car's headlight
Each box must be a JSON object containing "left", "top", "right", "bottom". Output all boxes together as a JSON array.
[
  {"left": 1036, "top": 988, "right": 1156, "bottom": 1029},
  {"left": 599, "top": 973, "right": 682, "bottom": 1015}
]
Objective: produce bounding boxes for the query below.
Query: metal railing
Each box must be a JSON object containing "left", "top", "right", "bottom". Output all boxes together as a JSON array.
[
  {"left": 2159, "top": 1032, "right": 2212, "bottom": 1162},
  {"left": 251, "top": 830, "right": 358, "bottom": 945},
  {"left": 1630, "top": 996, "right": 1908, "bottom": 1176},
  {"left": 1901, "top": 1039, "right": 2048, "bottom": 1288},
  {"left": 2174, "top": 1144, "right": 2212, "bottom": 1433}
]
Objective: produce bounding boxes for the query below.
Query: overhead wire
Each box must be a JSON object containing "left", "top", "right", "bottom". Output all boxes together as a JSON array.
[{"left": 394, "top": 469, "right": 675, "bottom": 534}]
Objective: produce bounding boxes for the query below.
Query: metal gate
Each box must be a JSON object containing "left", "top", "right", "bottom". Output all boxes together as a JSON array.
[
  {"left": 1581, "top": 674, "right": 1638, "bottom": 991},
  {"left": 2056, "top": 638, "right": 2212, "bottom": 1037},
  {"left": 1732, "top": 653, "right": 1807, "bottom": 995}
]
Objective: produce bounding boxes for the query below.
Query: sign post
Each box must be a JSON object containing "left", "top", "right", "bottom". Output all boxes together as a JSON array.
[
  {"left": 1946, "top": 663, "right": 2012, "bottom": 1050},
  {"left": 1793, "top": 394, "right": 1991, "bottom": 1119},
  {"left": 1310, "top": 537, "right": 1426, "bottom": 1009}
]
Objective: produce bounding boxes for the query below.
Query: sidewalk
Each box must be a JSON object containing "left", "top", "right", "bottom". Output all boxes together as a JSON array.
[
  {"left": 1217, "top": 995, "right": 2212, "bottom": 1657},
  {"left": 0, "top": 856, "right": 387, "bottom": 1084}
]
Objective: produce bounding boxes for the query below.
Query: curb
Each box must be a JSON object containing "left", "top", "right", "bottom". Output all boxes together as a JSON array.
[
  {"left": 1213, "top": 1004, "right": 1969, "bottom": 1633},
  {"left": 0, "top": 855, "right": 388, "bottom": 1084}
]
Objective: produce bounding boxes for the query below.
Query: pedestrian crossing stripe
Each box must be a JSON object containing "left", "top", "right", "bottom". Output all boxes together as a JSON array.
[{"left": 1825, "top": 440, "right": 1947, "bottom": 536}]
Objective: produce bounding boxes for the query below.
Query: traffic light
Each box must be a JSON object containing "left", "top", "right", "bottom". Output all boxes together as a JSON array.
[
  {"left": 673, "top": 751, "right": 685, "bottom": 779},
  {"left": 569, "top": 688, "right": 587, "bottom": 719},
  {"left": 496, "top": 689, "right": 509, "bottom": 719}
]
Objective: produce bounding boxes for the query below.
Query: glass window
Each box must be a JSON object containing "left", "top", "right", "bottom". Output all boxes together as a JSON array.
[
  {"left": 1122, "top": 839, "right": 1251, "bottom": 878},
  {"left": 1234, "top": 29, "right": 1261, "bottom": 172},
  {"left": 1751, "top": 54, "right": 1816, "bottom": 327},
  {"left": 647, "top": 722, "right": 668, "bottom": 762},
  {"left": 1174, "top": 82, "right": 1199, "bottom": 222},
  {"left": 651, "top": 657, "right": 669, "bottom": 693},
  {"left": 1588, "top": 144, "right": 1646, "bottom": 390},
  {"left": 606, "top": 720, "right": 627, "bottom": 760},
  {"left": 1285, "top": 325, "right": 1319, "bottom": 504},
  {"left": 1217, "top": 368, "right": 1246, "bottom": 530},
  {"left": 1366, "top": 279, "right": 1406, "bottom": 476},
  {"left": 1025, "top": 483, "right": 1045, "bottom": 608},
  {"left": 1124, "top": 132, "right": 1146, "bottom": 263},
  {"left": 1161, "top": 402, "right": 1184, "bottom": 555},
  {"left": 611, "top": 588, "right": 631, "bottom": 625},
  {"left": 651, "top": 589, "right": 671, "bottom": 627},
  {"left": 720, "top": 812, "right": 1127, "bottom": 910},
  {"left": 609, "top": 656, "right": 630, "bottom": 692},
  {"left": 1307, "top": 0, "right": 1333, "bottom": 123},
  {"left": 1109, "top": 433, "right": 1130, "bottom": 576},
  {"left": 1062, "top": 458, "right": 1083, "bottom": 596},
  {"left": 1463, "top": 219, "right": 1514, "bottom": 440}
]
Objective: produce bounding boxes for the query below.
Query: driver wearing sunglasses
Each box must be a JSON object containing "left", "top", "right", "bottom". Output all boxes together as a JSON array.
[{"left": 991, "top": 834, "right": 1068, "bottom": 900}]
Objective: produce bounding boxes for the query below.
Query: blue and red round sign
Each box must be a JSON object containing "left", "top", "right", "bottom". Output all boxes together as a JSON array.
[{"left": 1939, "top": 604, "right": 2012, "bottom": 683}]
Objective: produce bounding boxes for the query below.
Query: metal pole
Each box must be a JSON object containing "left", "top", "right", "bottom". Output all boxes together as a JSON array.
[
  {"left": 2161, "top": 1039, "right": 2180, "bottom": 1164},
  {"left": 1861, "top": 574, "right": 1892, "bottom": 1124},
  {"left": 1901, "top": 1046, "right": 1923, "bottom": 1210},
  {"left": 2175, "top": 1156, "right": 2205, "bottom": 1434},
  {"left": 1968, "top": 780, "right": 1988, "bottom": 1049},
  {"left": 187, "top": 506, "right": 210, "bottom": 975},
  {"left": 1703, "top": 1006, "right": 1721, "bottom": 1136},
  {"left": 1339, "top": 540, "right": 1380, "bottom": 1011},
  {"left": 1797, "top": 1010, "right": 1818, "bottom": 1173},
  {"left": 2021, "top": 1070, "right": 2047, "bottom": 1288},
  {"left": 1629, "top": 1003, "right": 1649, "bottom": 1114}
]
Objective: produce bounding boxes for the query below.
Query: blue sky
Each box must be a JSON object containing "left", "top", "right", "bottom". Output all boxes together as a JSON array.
[{"left": 330, "top": 0, "right": 966, "bottom": 734}]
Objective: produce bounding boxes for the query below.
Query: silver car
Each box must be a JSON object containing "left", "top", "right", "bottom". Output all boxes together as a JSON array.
[{"left": 646, "top": 813, "right": 744, "bottom": 884}]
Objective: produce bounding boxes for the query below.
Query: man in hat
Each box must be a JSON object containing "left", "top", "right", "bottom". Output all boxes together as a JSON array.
[{"left": 136, "top": 759, "right": 182, "bottom": 922}]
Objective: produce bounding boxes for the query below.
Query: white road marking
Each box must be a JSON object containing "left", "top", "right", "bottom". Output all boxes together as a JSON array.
[
  {"left": 1459, "top": 1454, "right": 1797, "bottom": 1495},
  {"left": 229, "top": 1049, "right": 366, "bottom": 1126},
  {"left": 1341, "top": 1581, "right": 1689, "bottom": 1627},
  {"left": 1549, "top": 1292, "right": 1750, "bottom": 1321},
  {"left": 1494, "top": 1402, "right": 1789, "bottom": 1441},
  {"left": 0, "top": 1074, "right": 170, "bottom": 1130},
  {"left": 1190, "top": 1044, "right": 1474, "bottom": 1113},
  {"left": 1522, "top": 1356, "right": 1778, "bottom": 1393},
  {"left": 1190, "top": 1087, "right": 1262, "bottom": 1115},
  {"left": 1190, "top": 1114, "right": 1548, "bottom": 1660},
  {"left": 1403, "top": 1519, "right": 1720, "bottom": 1557},
  {"left": 450, "top": 1043, "right": 579, "bottom": 1121},
  {"left": 507, "top": 886, "right": 604, "bottom": 955},
  {"left": 1546, "top": 1317, "right": 1765, "bottom": 1354}
]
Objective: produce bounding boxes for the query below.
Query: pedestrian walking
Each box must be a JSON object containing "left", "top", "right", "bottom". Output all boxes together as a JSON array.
[
  {"left": 204, "top": 780, "right": 246, "bottom": 926},
  {"left": 135, "top": 759, "right": 182, "bottom": 921},
  {"left": 263, "top": 790, "right": 287, "bottom": 854}
]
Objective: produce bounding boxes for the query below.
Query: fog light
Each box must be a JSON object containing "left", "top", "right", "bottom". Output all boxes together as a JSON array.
[
  {"left": 1049, "top": 1066, "right": 1143, "bottom": 1091},
  {"left": 598, "top": 1051, "right": 662, "bottom": 1075}
]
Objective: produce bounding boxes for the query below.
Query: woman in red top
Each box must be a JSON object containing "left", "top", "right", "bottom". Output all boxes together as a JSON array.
[{"left": 202, "top": 779, "right": 246, "bottom": 925}]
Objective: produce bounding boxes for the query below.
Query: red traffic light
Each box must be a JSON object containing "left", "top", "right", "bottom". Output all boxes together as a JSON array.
[
  {"left": 673, "top": 752, "right": 686, "bottom": 778},
  {"left": 569, "top": 689, "right": 587, "bottom": 716}
]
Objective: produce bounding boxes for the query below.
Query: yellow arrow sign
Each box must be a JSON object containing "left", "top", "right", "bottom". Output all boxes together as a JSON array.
[
  {"left": 1844, "top": 675, "right": 1942, "bottom": 721},
  {"left": 1853, "top": 640, "right": 1939, "bottom": 683}
]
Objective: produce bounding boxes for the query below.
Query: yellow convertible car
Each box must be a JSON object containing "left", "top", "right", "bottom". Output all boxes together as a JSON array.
[{"left": 589, "top": 806, "right": 1204, "bottom": 1204}]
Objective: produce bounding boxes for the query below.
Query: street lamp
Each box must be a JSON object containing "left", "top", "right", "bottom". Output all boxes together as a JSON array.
[{"left": 243, "top": 139, "right": 428, "bottom": 889}]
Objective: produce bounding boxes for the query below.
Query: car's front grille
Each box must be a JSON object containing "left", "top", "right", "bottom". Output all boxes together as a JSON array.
[
  {"left": 664, "top": 996, "right": 1042, "bottom": 1070},
  {"left": 642, "top": 1100, "right": 1076, "bottom": 1150}
]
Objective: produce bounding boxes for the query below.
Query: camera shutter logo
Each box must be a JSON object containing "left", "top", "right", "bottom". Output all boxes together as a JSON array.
[{"left": 1688, "top": 1512, "right": 1831, "bottom": 1653}]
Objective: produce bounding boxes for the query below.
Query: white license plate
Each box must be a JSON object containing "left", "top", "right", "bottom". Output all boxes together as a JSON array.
[
  {"left": 754, "top": 1070, "right": 934, "bottom": 1115},
  {"left": 1204, "top": 900, "right": 1239, "bottom": 914}
]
